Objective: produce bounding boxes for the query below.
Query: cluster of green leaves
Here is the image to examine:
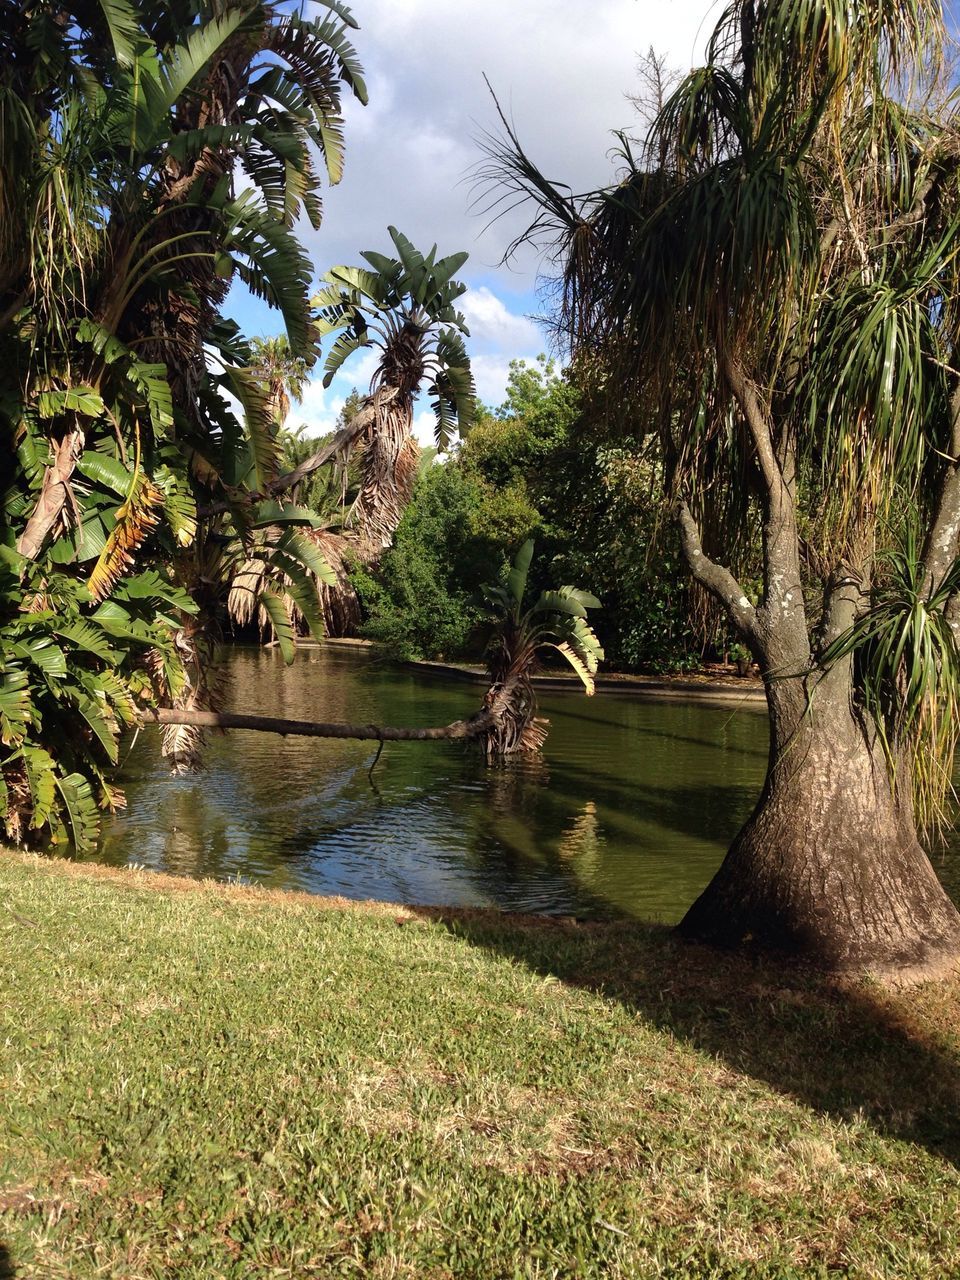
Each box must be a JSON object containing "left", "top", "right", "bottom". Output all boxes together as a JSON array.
[
  {"left": 483, "top": 538, "right": 603, "bottom": 694},
  {"left": 1, "top": 0, "right": 363, "bottom": 844},
  {"left": 0, "top": 549, "right": 194, "bottom": 847},
  {"left": 355, "top": 357, "right": 714, "bottom": 671},
  {"left": 351, "top": 463, "right": 496, "bottom": 661},
  {"left": 820, "top": 532, "right": 960, "bottom": 835},
  {"left": 314, "top": 226, "right": 476, "bottom": 449}
]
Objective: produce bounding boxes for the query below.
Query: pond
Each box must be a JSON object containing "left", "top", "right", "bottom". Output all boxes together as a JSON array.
[{"left": 83, "top": 645, "right": 960, "bottom": 922}]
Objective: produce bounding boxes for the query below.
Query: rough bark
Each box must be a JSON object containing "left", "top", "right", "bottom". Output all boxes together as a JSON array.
[
  {"left": 676, "top": 357, "right": 960, "bottom": 981},
  {"left": 16, "top": 427, "right": 84, "bottom": 559},
  {"left": 679, "top": 669, "right": 960, "bottom": 980}
]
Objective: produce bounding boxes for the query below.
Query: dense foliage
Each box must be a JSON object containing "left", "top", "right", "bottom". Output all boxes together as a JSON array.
[
  {"left": 1, "top": 0, "right": 364, "bottom": 843},
  {"left": 355, "top": 357, "right": 713, "bottom": 669}
]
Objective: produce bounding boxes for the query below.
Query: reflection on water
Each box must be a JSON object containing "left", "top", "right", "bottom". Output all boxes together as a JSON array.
[{"left": 84, "top": 646, "right": 960, "bottom": 922}]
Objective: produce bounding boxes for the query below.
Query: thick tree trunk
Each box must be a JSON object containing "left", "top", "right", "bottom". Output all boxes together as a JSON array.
[{"left": 679, "top": 673, "right": 960, "bottom": 980}]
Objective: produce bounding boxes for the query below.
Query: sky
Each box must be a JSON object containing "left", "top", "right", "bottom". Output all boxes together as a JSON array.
[{"left": 231, "top": 0, "right": 715, "bottom": 441}]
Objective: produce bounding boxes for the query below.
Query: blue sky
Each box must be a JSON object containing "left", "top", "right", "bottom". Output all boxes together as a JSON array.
[{"left": 227, "top": 0, "right": 714, "bottom": 440}]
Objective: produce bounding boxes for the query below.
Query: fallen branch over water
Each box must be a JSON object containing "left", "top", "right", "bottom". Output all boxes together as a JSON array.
[{"left": 144, "top": 705, "right": 494, "bottom": 742}]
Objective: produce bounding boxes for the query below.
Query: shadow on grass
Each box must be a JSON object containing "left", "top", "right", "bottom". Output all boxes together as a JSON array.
[
  {"left": 428, "top": 910, "right": 960, "bottom": 1168},
  {"left": 0, "top": 1244, "right": 15, "bottom": 1279}
]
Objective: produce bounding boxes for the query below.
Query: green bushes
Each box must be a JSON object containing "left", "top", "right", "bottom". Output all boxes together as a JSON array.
[
  {"left": 353, "top": 463, "right": 519, "bottom": 660},
  {"left": 355, "top": 359, "right": 709, "bottom": 671}
]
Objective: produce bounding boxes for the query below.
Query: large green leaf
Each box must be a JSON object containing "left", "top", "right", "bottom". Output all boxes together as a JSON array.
[
  {"left": 54, "top": 771, "right": 101, "bottom": 850},
  {"left": 160, "top": 9, "right": 250, "bottom": 111},
  {"left": 507, "top": 539, "right": 535, "bottom": 608},
  {"left": 260, "top": 588, "right": 296, "bottom": 664},
  {"left": 0, "top": 671, "right": 31, "bottom": 747},
  {"left": 77, "top": 453, "right": 133, "bottom": 496}
]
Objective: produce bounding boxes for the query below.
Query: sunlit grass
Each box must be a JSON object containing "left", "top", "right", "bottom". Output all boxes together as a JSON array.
[{"left": 0, "top": 851, "right": 959, "bottom": 1278}]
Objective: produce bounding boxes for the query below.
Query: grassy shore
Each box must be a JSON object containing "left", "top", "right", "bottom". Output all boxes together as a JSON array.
[{"left": 1, "top": 854, "right": 959, "bottom": 1278}]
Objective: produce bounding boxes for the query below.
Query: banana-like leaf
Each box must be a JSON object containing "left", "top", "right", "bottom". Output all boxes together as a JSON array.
[
  {"left": 279, "top": 529, "right": 338, "bottom": 584},
  {"left": 0, "top": 671, "right": 31, "bottom": 747},
  {"left": 322, "top": 330, "right": 370, "bottom": 386},
  {"left": 251, "top": 500, "right": 319, "bottom": 528},
  {"left": 88, "top": 473, "right": 164, "bottom": 603},
  {"left": 154, "top": 463, "right": 197, "bottom": 548},
  {"left": 260, "top": 588, "right": 297, "bottom": 663},
  {"left": 56, "top": 619, "right": 118, "bottom": 662},
  {"left": 37, "top": 386, "right": 105, "bottom": 419},
  {"left": 532, "top": 587, "right": 601, "bottom": 618},
  {"left": 222, "top": 363, "right": 280, "bottom": 490},
  {"left": 68, "top": 691, "right": 120, "bottom": 765},
  {"left": 77, "top": 452, "right": 133, "bottom": 496},
  {"left": 54, "top": 771, "right": 101, "bottom": 850},
  {"left": 10, "top": 637, "right": 67, "bottom": 681},
  {"left": 546, "top": 642, "right": 596, "bottom": 695},
  {"left": 22, "top": 746, "right": 56, "bottom": 830},
  {"left": 94, "top": 0, "right": 139, "bottom": 66},
  {"left": 507, "top": 539, "right": 535, "bottom": 608},
  {"left": 160, "top": 9, "right": 250, "bottom": 111}
]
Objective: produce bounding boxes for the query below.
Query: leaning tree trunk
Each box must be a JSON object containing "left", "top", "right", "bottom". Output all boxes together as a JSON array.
[
  {"left": 679, "top": 666, "right": 960, "bottom": 980},
  {"left": 314, "top": 387, "right": 419, "bottom": 636}
]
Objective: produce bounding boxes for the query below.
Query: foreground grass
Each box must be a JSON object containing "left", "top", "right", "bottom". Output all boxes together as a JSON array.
[{"left": 1, "top": 855, "right": 959, "bottom": 1278}]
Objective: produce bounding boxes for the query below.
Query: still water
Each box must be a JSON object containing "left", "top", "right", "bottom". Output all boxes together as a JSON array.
[{"left": 85, "top": 646, "right": 960, "bottom": 922}]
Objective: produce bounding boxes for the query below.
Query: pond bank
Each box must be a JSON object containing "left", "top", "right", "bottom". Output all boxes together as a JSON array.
[
  {"left": 2, "top": 849, "right": 960, "bottom": 1278},
  {"left": 319, "top": 638, "right": 768, "bottom": 708}
]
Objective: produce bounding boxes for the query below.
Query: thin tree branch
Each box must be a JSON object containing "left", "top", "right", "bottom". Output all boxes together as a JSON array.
[
  {"left": 721, "top": 352, "right": 809, "bottom": 660},
  {"left": 922, "top": 379, "right": 960, "bottom": 594},
  {"left": 721, "top": 353, "right": 787, "bottom": 506},
  {"left": 881, "top": 174, "right": 938, "bottom": 245},
  {"left": 197, "top": 387, "right": 398, "bottom": 518},
  {"left": 677, "top": 500, "right": 758, "bottom": 642}
]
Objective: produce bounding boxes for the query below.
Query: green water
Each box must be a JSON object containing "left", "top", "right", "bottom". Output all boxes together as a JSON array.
[{"left": 87, "top": 646, "right": 960, "bottom": 921}]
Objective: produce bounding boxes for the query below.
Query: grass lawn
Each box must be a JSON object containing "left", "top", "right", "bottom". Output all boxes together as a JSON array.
[{"left": 1, "top": 852, "right": 959, "bottom": 1278}]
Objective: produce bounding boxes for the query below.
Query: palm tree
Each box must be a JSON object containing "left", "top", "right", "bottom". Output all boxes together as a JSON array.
[
  {"left": 481, "top": 0, "right": 960, "bottom": 977},
  {"left": 478, "top": 540, "right": 602, "bottom": 757},
  {"left": 314, "top": 226, "right": 476, "bottom": 557},
  {"left": 0, "top": 0, "right": 362, "bottom": 833},
  {"left": 250, "top": 335, "right": 309, "bottom": 432}
]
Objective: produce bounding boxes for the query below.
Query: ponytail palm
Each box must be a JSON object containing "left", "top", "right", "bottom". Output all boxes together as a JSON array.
[{"left": 483, "top": 0, "right": 960, "bottom": 976}]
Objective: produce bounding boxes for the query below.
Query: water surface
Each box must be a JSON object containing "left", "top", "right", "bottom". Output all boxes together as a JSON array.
[{"left": 87, "top": 647, "right": 960, "bottom": 921}]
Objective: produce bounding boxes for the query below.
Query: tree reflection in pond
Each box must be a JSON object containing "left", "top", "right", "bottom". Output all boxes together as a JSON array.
[{"left": 85, "top": 647, "right": 960, "bottom": 921}]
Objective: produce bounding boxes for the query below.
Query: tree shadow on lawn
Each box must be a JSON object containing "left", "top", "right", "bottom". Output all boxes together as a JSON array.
[
  {"left": 0, "top": 1243, "right": 15, "bottom": 1278},
  {"left": 425, "top": 909, "right": 960, "bottom": 1168}
]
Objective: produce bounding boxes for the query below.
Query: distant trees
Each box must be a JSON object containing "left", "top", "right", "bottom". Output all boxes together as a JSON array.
[{"left": 356, "top": 357, "right": 708, "bottom": 669}]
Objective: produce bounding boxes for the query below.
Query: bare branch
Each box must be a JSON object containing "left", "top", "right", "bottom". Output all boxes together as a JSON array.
[
  {"left": 721, "top": 353, "right": 787, "bottom": 506},
  {"left": 197, "top": 387, "right": 399, "bottom": 518},
  {"left": 677, "top": 500, "right": 758, "bottom": 642},
  {"left": 144, "top": 703, "right": 495, "bottom": 742},
  {"left": 922, "top": 380, "right": 960, "bottom": 593}
]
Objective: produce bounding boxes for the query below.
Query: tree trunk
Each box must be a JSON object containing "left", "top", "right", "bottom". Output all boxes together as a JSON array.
[{"left": 679, "top": 672, "right": 960, "bottom": 981}]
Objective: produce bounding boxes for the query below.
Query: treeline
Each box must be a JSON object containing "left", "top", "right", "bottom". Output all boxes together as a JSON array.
[{"left": 346, "top": 357, "right": 740, "bottom": 672}]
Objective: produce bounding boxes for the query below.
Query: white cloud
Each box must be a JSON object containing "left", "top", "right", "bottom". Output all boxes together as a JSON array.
[
  {"left": 302, "top": 0, "right": 711, "bottom": 282},
  {"left": 461, "top": 287, "right": 541, "bottom": 352},
  {"left": 235, "top": 3, "right": 714, "bottom": 436},
  {"left": 287, "top": 377, "right": 340, "bottom": 438},
  {"left": 469, "top": 353, "right": 525, "bottom": 410}
]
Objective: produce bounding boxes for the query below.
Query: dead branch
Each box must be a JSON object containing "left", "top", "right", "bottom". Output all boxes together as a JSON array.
[{"left": 144, "top": 703, "right": 494, "bottom": 742}]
